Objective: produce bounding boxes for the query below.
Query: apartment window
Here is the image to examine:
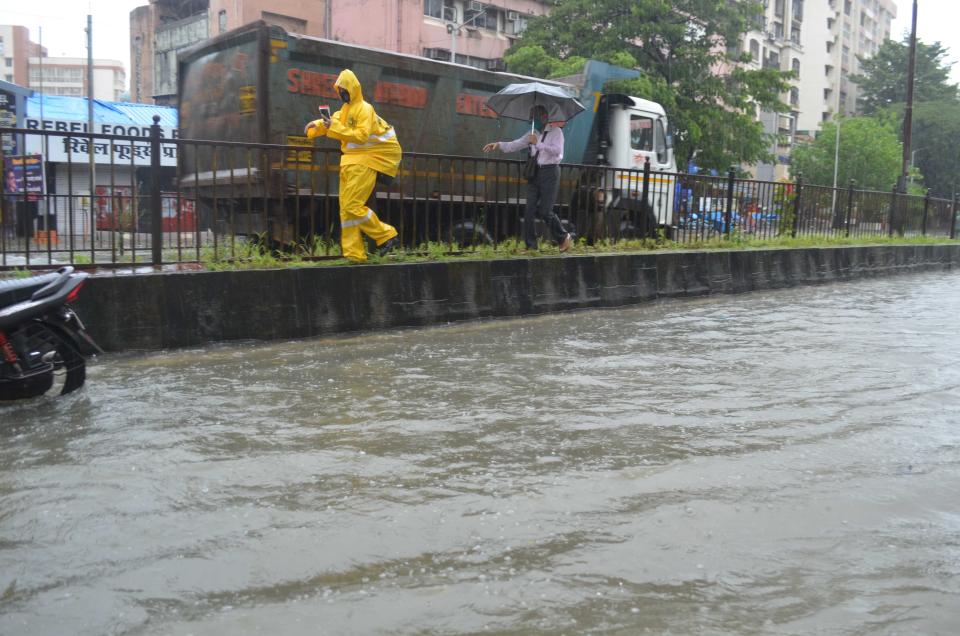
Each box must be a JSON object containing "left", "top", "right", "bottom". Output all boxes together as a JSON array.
[
  {"left": 4, "top": 58, "right": 11, "bottom": 68},
  {"left": 773, "top": 22, "right": 784, "bottom": 39},
  {"left": 424, "top": 0, "right": 455, "bottom": 21},
  {"left": 844, "top": 0, "right": 851, "bottom": 15},
  {"left": 793, "top": 0, "right": 804, "bottom": 22},
  {"left": 465, "top": 6, "right": 497, "bottom": 31},
  {"left": 505, "top": 15, "right": 528, "bottom": 36},
  {"left": 4, "top": 74, "right": 11, "bottom": 83},
  {"left": 749, "top": 39, "right": 760, "bottom": 59},
  {"left": 791, "top": 25, "right": 801, "bottom": 44},
  {"left": 790, "top": 87, "right": 800, "bottom": 106},
  {"left": 792, "top": 58, "right": 800, "bottom": 75},
  {"left": 219, "top": 10, "right": 227, "bottom": 33},
  {"left": 774, "top": 0, "right": 785, "bottom": 18}
]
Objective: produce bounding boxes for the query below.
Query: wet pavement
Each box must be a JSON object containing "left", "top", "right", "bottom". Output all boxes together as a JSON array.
[{"left": 2, "top": 271, "right": 959, "bottom": 635}]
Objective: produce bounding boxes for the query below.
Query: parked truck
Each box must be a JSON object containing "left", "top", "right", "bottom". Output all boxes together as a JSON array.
[{"left": 177, "top": 21, "right": 677, "bottom": 246}]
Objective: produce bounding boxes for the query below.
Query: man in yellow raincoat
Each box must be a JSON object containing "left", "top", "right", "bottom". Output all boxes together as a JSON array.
[{"left": 305, "top": 69, "right": 401, "bottom": 262}]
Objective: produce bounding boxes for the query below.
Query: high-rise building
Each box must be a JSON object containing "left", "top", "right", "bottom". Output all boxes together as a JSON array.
[
  {"left": 797, "top": 0, "right": 895, "bottom": 140},
  {"left": 0, "top": 25, "right": 45, "bottom": 86},
  {"left": 740, "top": 0, "right": 807, "bottom": 181},
  {"left": 739, "top": 0, "right": 896, "bottom": 180}
]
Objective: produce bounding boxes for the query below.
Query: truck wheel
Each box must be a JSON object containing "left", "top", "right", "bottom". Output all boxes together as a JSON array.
[{"left": 450, "top": 221, "right": 493, "bottom": 247}]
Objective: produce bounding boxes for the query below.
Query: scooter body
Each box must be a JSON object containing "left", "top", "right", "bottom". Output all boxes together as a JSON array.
[{"left": 0, "top": 267, "right": 101, "bottom": 401}]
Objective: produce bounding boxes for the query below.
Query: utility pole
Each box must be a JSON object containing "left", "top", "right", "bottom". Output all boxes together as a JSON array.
[
  {"left": 899, "top": 0, "right": 918, "bottom": 192},
  {"left": 86, "top": 13, "right": 96, "bottom": 238}
]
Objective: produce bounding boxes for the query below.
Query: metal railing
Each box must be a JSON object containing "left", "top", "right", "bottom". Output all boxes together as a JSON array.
[{"left": 2, "top": 121, "right": 958, "bottom": 269}]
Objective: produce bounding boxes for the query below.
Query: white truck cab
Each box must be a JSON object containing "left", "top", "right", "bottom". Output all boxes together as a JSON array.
[{"left": 602, "top": 97, "right": 678, "bottom": 233}]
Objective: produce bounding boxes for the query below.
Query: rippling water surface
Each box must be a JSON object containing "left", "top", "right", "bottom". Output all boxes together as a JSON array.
[{"left": 2, "top": 272, "right": 960, "bottom": 635}]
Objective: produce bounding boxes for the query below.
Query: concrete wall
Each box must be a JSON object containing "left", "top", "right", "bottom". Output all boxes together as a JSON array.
[{"left": 75, "top": 244, "right": 960, "bottom": 352}]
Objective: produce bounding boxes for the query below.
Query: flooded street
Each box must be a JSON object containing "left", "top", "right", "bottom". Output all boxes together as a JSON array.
[{"left": 2, "top": 271, "right": 960, "bottom": 635}]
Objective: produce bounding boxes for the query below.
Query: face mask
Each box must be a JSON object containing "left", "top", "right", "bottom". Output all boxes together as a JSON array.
[
  {"left": 533, "top": 118, "right": 545, "bottom": 132},
  {"left": 338, "top": 88, "right": 351, "bottom": 103}
]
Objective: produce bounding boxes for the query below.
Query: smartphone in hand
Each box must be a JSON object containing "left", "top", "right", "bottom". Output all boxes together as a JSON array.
[{"left": 318, "top": 104, "right": 331, "bottom": 122}]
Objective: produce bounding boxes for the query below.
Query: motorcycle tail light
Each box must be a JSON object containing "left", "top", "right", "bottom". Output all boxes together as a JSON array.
[
  {"left": 0, "top": 331, "right": 18, "bottom": 364},
  {"left": 65, "top": 280, "right": 85, "bottom": 304}
]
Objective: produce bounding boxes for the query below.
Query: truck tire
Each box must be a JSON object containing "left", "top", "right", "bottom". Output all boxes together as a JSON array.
[{"left": 450, "top": 221, "right": 493, "bottom": 247}]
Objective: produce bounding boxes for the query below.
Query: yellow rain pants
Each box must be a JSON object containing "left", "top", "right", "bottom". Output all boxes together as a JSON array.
[{"left": 338, "top": 163, "right": 397, "bottom": 262}]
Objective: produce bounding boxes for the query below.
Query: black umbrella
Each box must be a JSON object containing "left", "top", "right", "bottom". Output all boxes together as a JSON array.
[{"left": 486, "top": 82, "right": 585, "bottom": 125}]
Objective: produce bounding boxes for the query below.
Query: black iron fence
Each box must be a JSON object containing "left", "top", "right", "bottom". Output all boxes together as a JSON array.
[{"left": 2, "top": 121, "right": 957, "bottom": 269}]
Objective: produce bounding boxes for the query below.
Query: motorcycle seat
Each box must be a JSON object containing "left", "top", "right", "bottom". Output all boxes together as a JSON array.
[{"left": 0, "top": 272, "right": 63, "bottom": 308}]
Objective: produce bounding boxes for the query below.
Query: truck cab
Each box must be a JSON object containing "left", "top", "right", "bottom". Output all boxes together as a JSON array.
[{"left": 599, "top": 96, "right": 677, "bottom": 236}]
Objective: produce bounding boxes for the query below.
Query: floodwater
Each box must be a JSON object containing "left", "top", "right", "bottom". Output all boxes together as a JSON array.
[{"left": 2, "top": 272, "right": 960, "bottom": 635}]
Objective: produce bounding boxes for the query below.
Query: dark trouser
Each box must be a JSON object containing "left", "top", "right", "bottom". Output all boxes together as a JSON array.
[{"left": 524, "top": 164, "right": 566, "bottom": 249}]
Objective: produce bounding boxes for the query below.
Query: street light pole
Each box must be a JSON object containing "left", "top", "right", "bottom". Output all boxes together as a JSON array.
[
  {"left": 909, "top": 148, "right": 922, "bottom": 187},
  {"left": 830, "top": 72, "right": 843, "bottom": 220}
]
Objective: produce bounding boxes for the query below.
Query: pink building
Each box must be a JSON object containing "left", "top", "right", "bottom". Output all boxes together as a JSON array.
[{"left": 131, "top": 0, "right": 550, "bottom": 104}]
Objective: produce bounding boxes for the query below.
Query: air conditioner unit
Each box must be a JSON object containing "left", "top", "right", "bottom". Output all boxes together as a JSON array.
[
  {"left": 467, "top": 1, "right": 485, "bottom": 13},
  {"left": 506, "top": 10, "right": 520, "bottom": 21}
]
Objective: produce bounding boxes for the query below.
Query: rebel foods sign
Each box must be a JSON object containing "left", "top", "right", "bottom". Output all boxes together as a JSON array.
[{"left": 23, "top": 118, "right": 179, "bottom": 167}]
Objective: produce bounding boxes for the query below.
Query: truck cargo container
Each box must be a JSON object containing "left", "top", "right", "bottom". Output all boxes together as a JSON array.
[{"left": 176, "top": 22, "right": 677, "bottom": 247}]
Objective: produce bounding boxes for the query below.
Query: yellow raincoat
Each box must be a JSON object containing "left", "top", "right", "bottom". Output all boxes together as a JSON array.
[{"left": 307, "top": 69, "right": 400, "bottom": 261}]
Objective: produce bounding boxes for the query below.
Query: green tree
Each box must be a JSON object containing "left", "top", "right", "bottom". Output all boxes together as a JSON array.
[
  {"left": 911, "top": 101, "right": 960, "bottom": 198},
  {"left": 791, "top": 117, "right": 904, "bottom": 191},
  {"left": 850, "top": 38, "right": 959, "bottom": 114},
  {"left": 504, "top": 0, "right": 792, "bottom": 171}
]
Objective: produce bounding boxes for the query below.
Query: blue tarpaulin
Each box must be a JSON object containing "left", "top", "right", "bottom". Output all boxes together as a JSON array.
[{"left": 26, "top": 95, "right": 177, "bottom": 128}]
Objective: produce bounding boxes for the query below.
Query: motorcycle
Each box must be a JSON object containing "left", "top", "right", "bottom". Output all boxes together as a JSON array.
[{"left": 0, "top": 266, "right": 102, "bottom": 401}]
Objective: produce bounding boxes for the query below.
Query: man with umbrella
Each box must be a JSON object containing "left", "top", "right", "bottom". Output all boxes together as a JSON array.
[{"left": 483, "top": 83, "right": 582, "bottom": 253}]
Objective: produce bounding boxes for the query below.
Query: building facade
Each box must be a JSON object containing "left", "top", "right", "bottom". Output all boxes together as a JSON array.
[
  {"left": 740, "top": 0, "right": 807, "bottom": 181},
  {"left": 130, "top": 0, "right": 547, "bottom": 104},
  {"left": 797, "top": 0, "right": 895, "bottom": 137},
  {"left": 27, "top": 57, "right": 126, "bottom": 101},
  {"left": 0, "top": 25, "right": 45, "bottom": 87},
  {"left": 739, "top": 0, "right": 896, "bottom": 180}
]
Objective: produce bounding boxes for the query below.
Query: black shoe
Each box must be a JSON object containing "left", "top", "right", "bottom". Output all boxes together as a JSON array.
[{"left": 377, "top": 236, "right": 400, "bottom": 257}]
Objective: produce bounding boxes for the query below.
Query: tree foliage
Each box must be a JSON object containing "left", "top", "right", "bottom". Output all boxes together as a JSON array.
[
  {"left": 504, "top": 0, "right": 793, "bottom": 171},
  {"left": 791, "top": 117, "right": 904, "bottom": 191},
  {"left": 911, "top": 101, "right": 960, "bottom": 198},
  {"left": 850, "top": 38, "right": 959, "bottom": 114}
]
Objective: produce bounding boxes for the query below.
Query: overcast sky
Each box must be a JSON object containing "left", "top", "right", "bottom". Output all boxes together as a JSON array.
[{"left": 3, "top": 0, "right": 959, "bottom": 90}]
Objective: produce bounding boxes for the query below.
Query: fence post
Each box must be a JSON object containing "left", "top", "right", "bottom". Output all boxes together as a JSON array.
[
  {"left": 844, "top": 179, "right": 855, "bottom": 237},
  {"left": 640, "top": 157, "right": 651, "bottom": 235},
  {"left": 724, "top": 165, "right": 735, "bottom": 238},
  {"left": 150, "top": 115, "right": 163, "bottom": 265},
  {"left": 921, "top": 188, "right": 931, "bottom": 237},
  {"left": 792, "top": 172, "right": 803, "bottom": 238},
  {"left": 888, "top": 184, "right": 898, "bottom": 238},
  {"left": 951, "top": 189, "right": 958, "bottom": 240}
]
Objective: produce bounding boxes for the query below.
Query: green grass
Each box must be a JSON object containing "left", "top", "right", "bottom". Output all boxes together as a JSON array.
[{"left": 191, "top": 232, "right": 957, "bottom": 271}]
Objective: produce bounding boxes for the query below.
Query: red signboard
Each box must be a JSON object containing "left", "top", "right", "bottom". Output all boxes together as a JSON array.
[{"left": 456, "top": 93, "right": 496, "bottom": 118}]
